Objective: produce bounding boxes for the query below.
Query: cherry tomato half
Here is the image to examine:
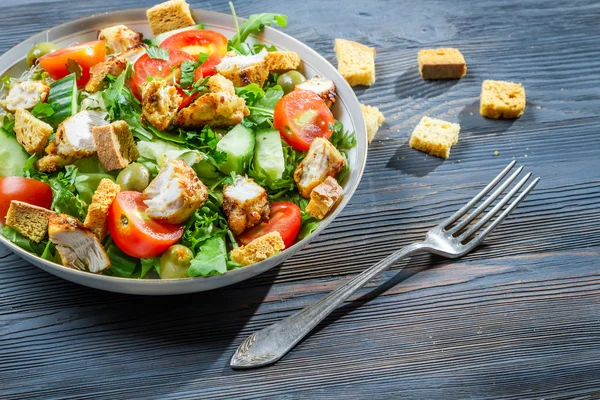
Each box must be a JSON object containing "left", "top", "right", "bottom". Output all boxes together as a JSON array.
[
  {"left": 107, "top": 191, "right": 184, "bottom": 258},
  {"left": 238, "top": 202, "right": 302, "bottom": 249},
  {"left": 0, "top": 177, "right": 52, "bottom": 225},
  {"left": 38, "top": 40, "right": 106, "bottom": 86},
  {"left": 273, "top": 89, "right": 335, "bottom": 151},
  {"left": 130, "top": 48, "right": 202, "bottom": 108},
  {"left": 161, "top": 30, "right": 228, "bottom": 77}
]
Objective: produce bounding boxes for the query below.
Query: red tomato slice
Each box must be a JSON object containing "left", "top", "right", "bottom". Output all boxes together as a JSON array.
[
  {"left": 130, "top": 48, "right": 202, "bottom": 108},
  {"left": 161, "top": 30, "right": 228, "bottom": 77},
  {"left": 274, "top": 89, "right": 335, "bottom": 151},
  {"left": 238, "top": 202, "right": 302, "bottom": 249},
  {"left": 38, "top": 40, "right": 106, "bottom": 86},
  {"left": 0, "top": 177, "right": 52, "bottom": 225},
  {"left": 107, "top": 191, "right": 184, "bottom": 258}
]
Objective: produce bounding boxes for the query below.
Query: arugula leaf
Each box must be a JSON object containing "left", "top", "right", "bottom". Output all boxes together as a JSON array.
[
  {"left": 179, "top": 53, "right": 209, "bottom": 89},
  {"left": 31, "top": 102, "right": 55, "bottom": 118},
  {"left": 103, "top": 240, "right": 138, "bottom": 278},
  {"left": 228, "top": 4, "right": 287, "bottom": 52},
  {"left": 146, "top": 46, "right": 170, "bottom": 61},
  {"left": 1, "top": 225, "right": 49, "bottom": 255},
  {"left": 48, "top": 165, "right": 88, "bottom": 220},
  {"left": 140, "top": 257, "right": 160, "bottom": 278},
  {"left": 329, "top": 120, "right": 357, "bottom": 151},
  {"left": 238, "top": 85, "right": 284, "bottom": 129},
  {"left": 188, "top": 234, "right": 228, "bottom": 277},
  {"left": 72, "top": 157, "right": 116, "bottom": 204}
]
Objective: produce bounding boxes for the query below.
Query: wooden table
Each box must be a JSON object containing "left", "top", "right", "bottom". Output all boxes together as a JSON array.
[{"left": 2, "top": 0, "right": 599, "bottom": 398}]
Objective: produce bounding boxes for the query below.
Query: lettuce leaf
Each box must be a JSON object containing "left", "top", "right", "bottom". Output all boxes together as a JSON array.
[
  {"left": 188, "top": 234, "right": 228, "bottom": 277},
  {"left": 228, "top": 3, "right": 287, "bottom": 54}
]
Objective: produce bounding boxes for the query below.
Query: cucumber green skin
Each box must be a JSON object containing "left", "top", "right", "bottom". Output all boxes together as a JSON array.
[
  {"left": 45, "top": 73, "right": 77, "bottom": 126},
  {"left": 254, "top": 129, "right": 285, "bottom": 181},
  {"left": 150, "top": 24, "right": 205, "bottom": 46},
  {"left": 216, "top": 124, "right": 255, "bottom": 175},
  {"left": 0, "top": 128, "right": 29, "bottom": 177}
]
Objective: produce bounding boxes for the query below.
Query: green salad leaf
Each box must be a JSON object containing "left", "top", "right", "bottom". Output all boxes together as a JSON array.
[
  {"left": 140, "top": 257, "right": 160, "bottom": 278},
  {"left": 0, "top": 125, "right": 29, "bottom": 177},
  {"left": 137, "top": 138, "right": 203, "bottom": 166},
  {"left": 228, "top": 2, "right": 287, "bottom": 54},
  {"left": 72, "top": 157, "right": 116, "bottom": 204},
  {"left": 179, "top": 53, "right": 208, "bottom": 89},
  {"left": 103, "top": 240, "right": 138, "bottom": 278},
  {"left": 31, "top": 102, "right": 55, "bottom": 119},
  {"left": 188, "top": 234, "right": 228, "bottom": 277},
  {"left": 146, "top": 46, "right": 170, "bottom": 61}
]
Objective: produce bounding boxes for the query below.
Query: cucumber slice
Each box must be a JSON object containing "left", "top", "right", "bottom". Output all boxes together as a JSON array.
[
  {"left": 254, "top": 129, "right": 285, "bottom": 181},
  {"left": 150, "top": 24, "right": 205, "bottom": 46},
  {"left": 46, "top": 73, "right": 77, "bottom": 126},
  {"left": 193, "top": 158, "right": 222, "bottom": 183},
  {"left": 216, "top": 124, "right": 255, "bottom": 175},
  {"left": 0, "top": 128, "right": 29, "bottom": 177}
]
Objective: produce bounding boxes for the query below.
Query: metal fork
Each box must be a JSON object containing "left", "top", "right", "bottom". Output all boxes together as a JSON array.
[{"left": 230, "top": 161, "right": 540, "bottom": 369}]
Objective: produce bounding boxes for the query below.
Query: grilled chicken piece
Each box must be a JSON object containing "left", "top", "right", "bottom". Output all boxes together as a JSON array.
[
  {"left": 215, "top": 49, "right": 270, "bottom": 87},
  {"left": 48, "top": 213, "right": 111, "bottom": 273},
  {"left": 294, "top": 137, "right": 347, "bottom": 198},
  {"left": 175, "top": 92, "right": 249, "bottom": 128},
  {"left": 141, "top": 80, "right": 182, "bottom": 131},
  {"left": 0, "top": 81, "right": 50, "bottom": 113},
  {"left": 142, "top": 159, "right": 208, "bottom": 224},
  {"left": 85, "top": 57, "right": 127, "bottom": 93},
  {"left": 296, "top": 76, "right": 337, "bottom": 107},
  {"left": 45, "top": 110, "right": 109, "bottom": 158},
  {"left": 206, "top": 74, "right": 235, "bottom": 95},
  {"left": 99, "top": 24, "right": 143, "bottom": 54},
  {"left": 222, "top": 175, "right": 270, "bottom": 236},
  {"left": 115, "top": 45, "right": 147, "bottom": 63},
  {"left": 34, "top": 154, "right": 75, "bottom": 173}
]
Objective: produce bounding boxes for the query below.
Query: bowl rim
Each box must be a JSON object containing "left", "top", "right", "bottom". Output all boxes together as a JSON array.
[{"left": 0, "top": 8, "right": 368, "bottom": 292}]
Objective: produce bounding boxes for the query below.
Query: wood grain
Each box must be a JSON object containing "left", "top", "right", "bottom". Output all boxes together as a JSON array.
[{"left": 1, "top": 0, "right": 600, "bottom": 398}]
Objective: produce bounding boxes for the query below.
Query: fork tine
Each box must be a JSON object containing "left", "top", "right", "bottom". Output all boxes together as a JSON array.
[
  {"left": 448, "top": 165, "right": 524, "bottom": 234},
  {"left": 459, "top": 173, "right": 536, "bottom": 243},
  {"left": 439, "top": 160, "right": 517, "bottom": 229}
]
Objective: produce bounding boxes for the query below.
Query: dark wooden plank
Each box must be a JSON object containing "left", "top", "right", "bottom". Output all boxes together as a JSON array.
[{"left": 1, "top": 0, "right": 600, "bottom": 399}]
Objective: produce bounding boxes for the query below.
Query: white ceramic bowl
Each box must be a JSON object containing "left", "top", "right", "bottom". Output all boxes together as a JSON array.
[{"left": 0, "top": 9, "right": 367, "bottom": 295}]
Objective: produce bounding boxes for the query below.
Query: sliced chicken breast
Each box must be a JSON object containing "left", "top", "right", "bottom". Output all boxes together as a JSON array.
[
  {"left": 48, "top": 213, "right": 111, "bottom": 273},
  {"left": 99, "top": 25, "right": 143, "bottom": 54},
  {"left": 215, "top": 49, "right": 270, "bottom": 87},
  {"left": 142, "top": 159, "right": 208, "bottom": 224},
  {"left": 1, "top": 80, "right": 50, "bottom": 113},
  {"left": 45, "top": 110, "right": 109, "bottom": 159},
  {"left": 296, "top": 76, "right": 337, "bottom": 107},
  {"left": 222, "top": 175, "right": 270, "bottom": 236},
  {"left": 294, "top": 137, "right": 347, "bottom": 198}
]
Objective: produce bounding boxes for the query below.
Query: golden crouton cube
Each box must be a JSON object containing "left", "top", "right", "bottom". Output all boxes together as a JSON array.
[
  {"left": 418, "top": 48, "right": 467, "bottom": 80},
  {"left": 231, "top": 231, "right": 285, "bottom": 266},
  {"left": 334, "top": 38, "right": 376, "bottom": 86},
  {"left": 176, "top": 92, "right": 249, "bottom": 128},
  {"left": 141, "top": 80, "right": 183, "bottom": 131},
  {"left": 360, "top": 103, "right": 385, "bottom": 143},
  {"left": 84, "top": 179, "right": 121, "bottom": 241},
  {"left": 91, "top": 121, "right": 140, "bottom": 171},
  {"left": 265, "top": 51, "right": 301, "bottom": 72},
  {"left": 305, "top": 176, "right": 343, "bottom": 220},
  {"left": 6, "top": 201, "right": 54, "bottom": 242},
  {"left": 13, "top": 108, "right": 53, "bottom": 154},
  {"left": 34, "top": 155, "right": 74, "bottom": 173},
  {"left": 480, "top": 80, "right": 526, "bottom": 119},
  {"left": 409, "top": 116, "right": 460, "bottom": 159},
  {"left": 146, "top": 0, "right": 196, "bottom": 36}
]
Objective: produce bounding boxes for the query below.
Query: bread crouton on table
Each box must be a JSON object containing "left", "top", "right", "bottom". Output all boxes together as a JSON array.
[
  {"left": 99, "top": 25, "right": 143, "bottom": 54},
  {"left": 92, "top": 120, "right": 139, "bottom": 171},
  {"left": 231, "top": 231, "right": 285, "bottom": 266},
  {"left": 265, "top": 51, "right": 301, "bottom": 72},
  {"left": 222, "top": 175, "right": 270, "bottom": 236},
  {"left": 13, "top": 107, "right": 53, "bottom": 154},
  {"left": 294, "top": 137, "right": 347, "bottom": 198},
  {"left": 5, "top": 201, "right": 55, "bottom": 242},
  {"left": 480, "top": 80, "right": 526, "bottom": 119},
  {"left": 84, "top": 179, "right": 121, "bottom": 241},
  {"left": 418, "top": 48, "right": 467, "bottom": 80},
  {"left": 305, "top": 176, "right": 344, "bottom": 220},
  {"left": 334, "top": 38, "right": 376, "bottom": 87},
  {"left": 140, "top": 80, "right": 183, "bottom": 132},
  {"left": 215, "top": 50, "right": 270, "bottom": 87},
  {"left": 176, "top": 92, "right": 249, "bottom": 128},
  {"left": 146, "top": 0, "right": 195, "bottom": 36},
  {"left": 409, "top": 116, "right": 460, "bottom": 159},
  {"left": 0, "top": 81, "right": 50, "bottom": 113},
  {"left": 360, "top": 103, "right": 385, "bottom": 143},
  {"left": 296, "top": 76, "right": 337, "bottom": 108}
]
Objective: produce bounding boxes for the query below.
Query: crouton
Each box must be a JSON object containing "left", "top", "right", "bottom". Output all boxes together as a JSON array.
[
  {"left": 231, "top": 231, "right": 285, "bottom": 266},
  {"left": 5, "top": 201, "right": 54, "bottom": 242},
  {"left": 409, "top": 116, "right": 460, "bottom": 159},
  {"left": 146, "top": 0, "right": 196, "bottom": 36},
  {"left": 265, "top": 51, "right": 301, "bottom": 72},
  {"left": 334, "top": 39, "right": 376, "bottom": 86},
  {"left": 140, "top": 80, "right": 182, "bottom": 131},
  {"left": 0, "top": 81, "right": 50, "bottom": 113},
  {"left": 296, "top": 76, "right": 337, "bottom": 107},
  {"left": 206, "top": 74, "right": 235, "bottom": 95},
  {"left": 222, "top": 175, "right": 270, "bottom": 236},
  {"left": 176, "top": 92, "right": 249, "bottom": 128},
  {"left": 92, "top": 120, "right": 139, "bottom": 171},
  {"left": 85, "top": 57, "right": 127, "bottom": 93},
  {"left": 34, "top": 155, "right": 74, "bottom": 173},
  {"left": 480, "top": 80, "right": 526, "bottom": 119},
  {"left": 305, "top": 176, "right": 343, "bottom": 220},
  {"left": 360, "top": 103, "right": 385, "bottom": 143},
  {"left": 99, "top": 25, "right": 143, "bottom": 54},
  {"left": 418, "top": 48, "right": 467, "bottom": 80},
  {"left": 215, "top": 50, "right": 270, "bottom": 87},
  {"left": 294, "top": 137, "right": 347, "bottom": 198},
  {"left": 13, "top": 108, "right": 53, "bottom": 154},
  {"left": 84, "top": 179, "right": 121, "bottom": 241}
]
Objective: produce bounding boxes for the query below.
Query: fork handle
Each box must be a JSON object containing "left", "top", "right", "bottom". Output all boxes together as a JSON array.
[{"left": 230, "top": 242, "right": 426, "bottom": 369}]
